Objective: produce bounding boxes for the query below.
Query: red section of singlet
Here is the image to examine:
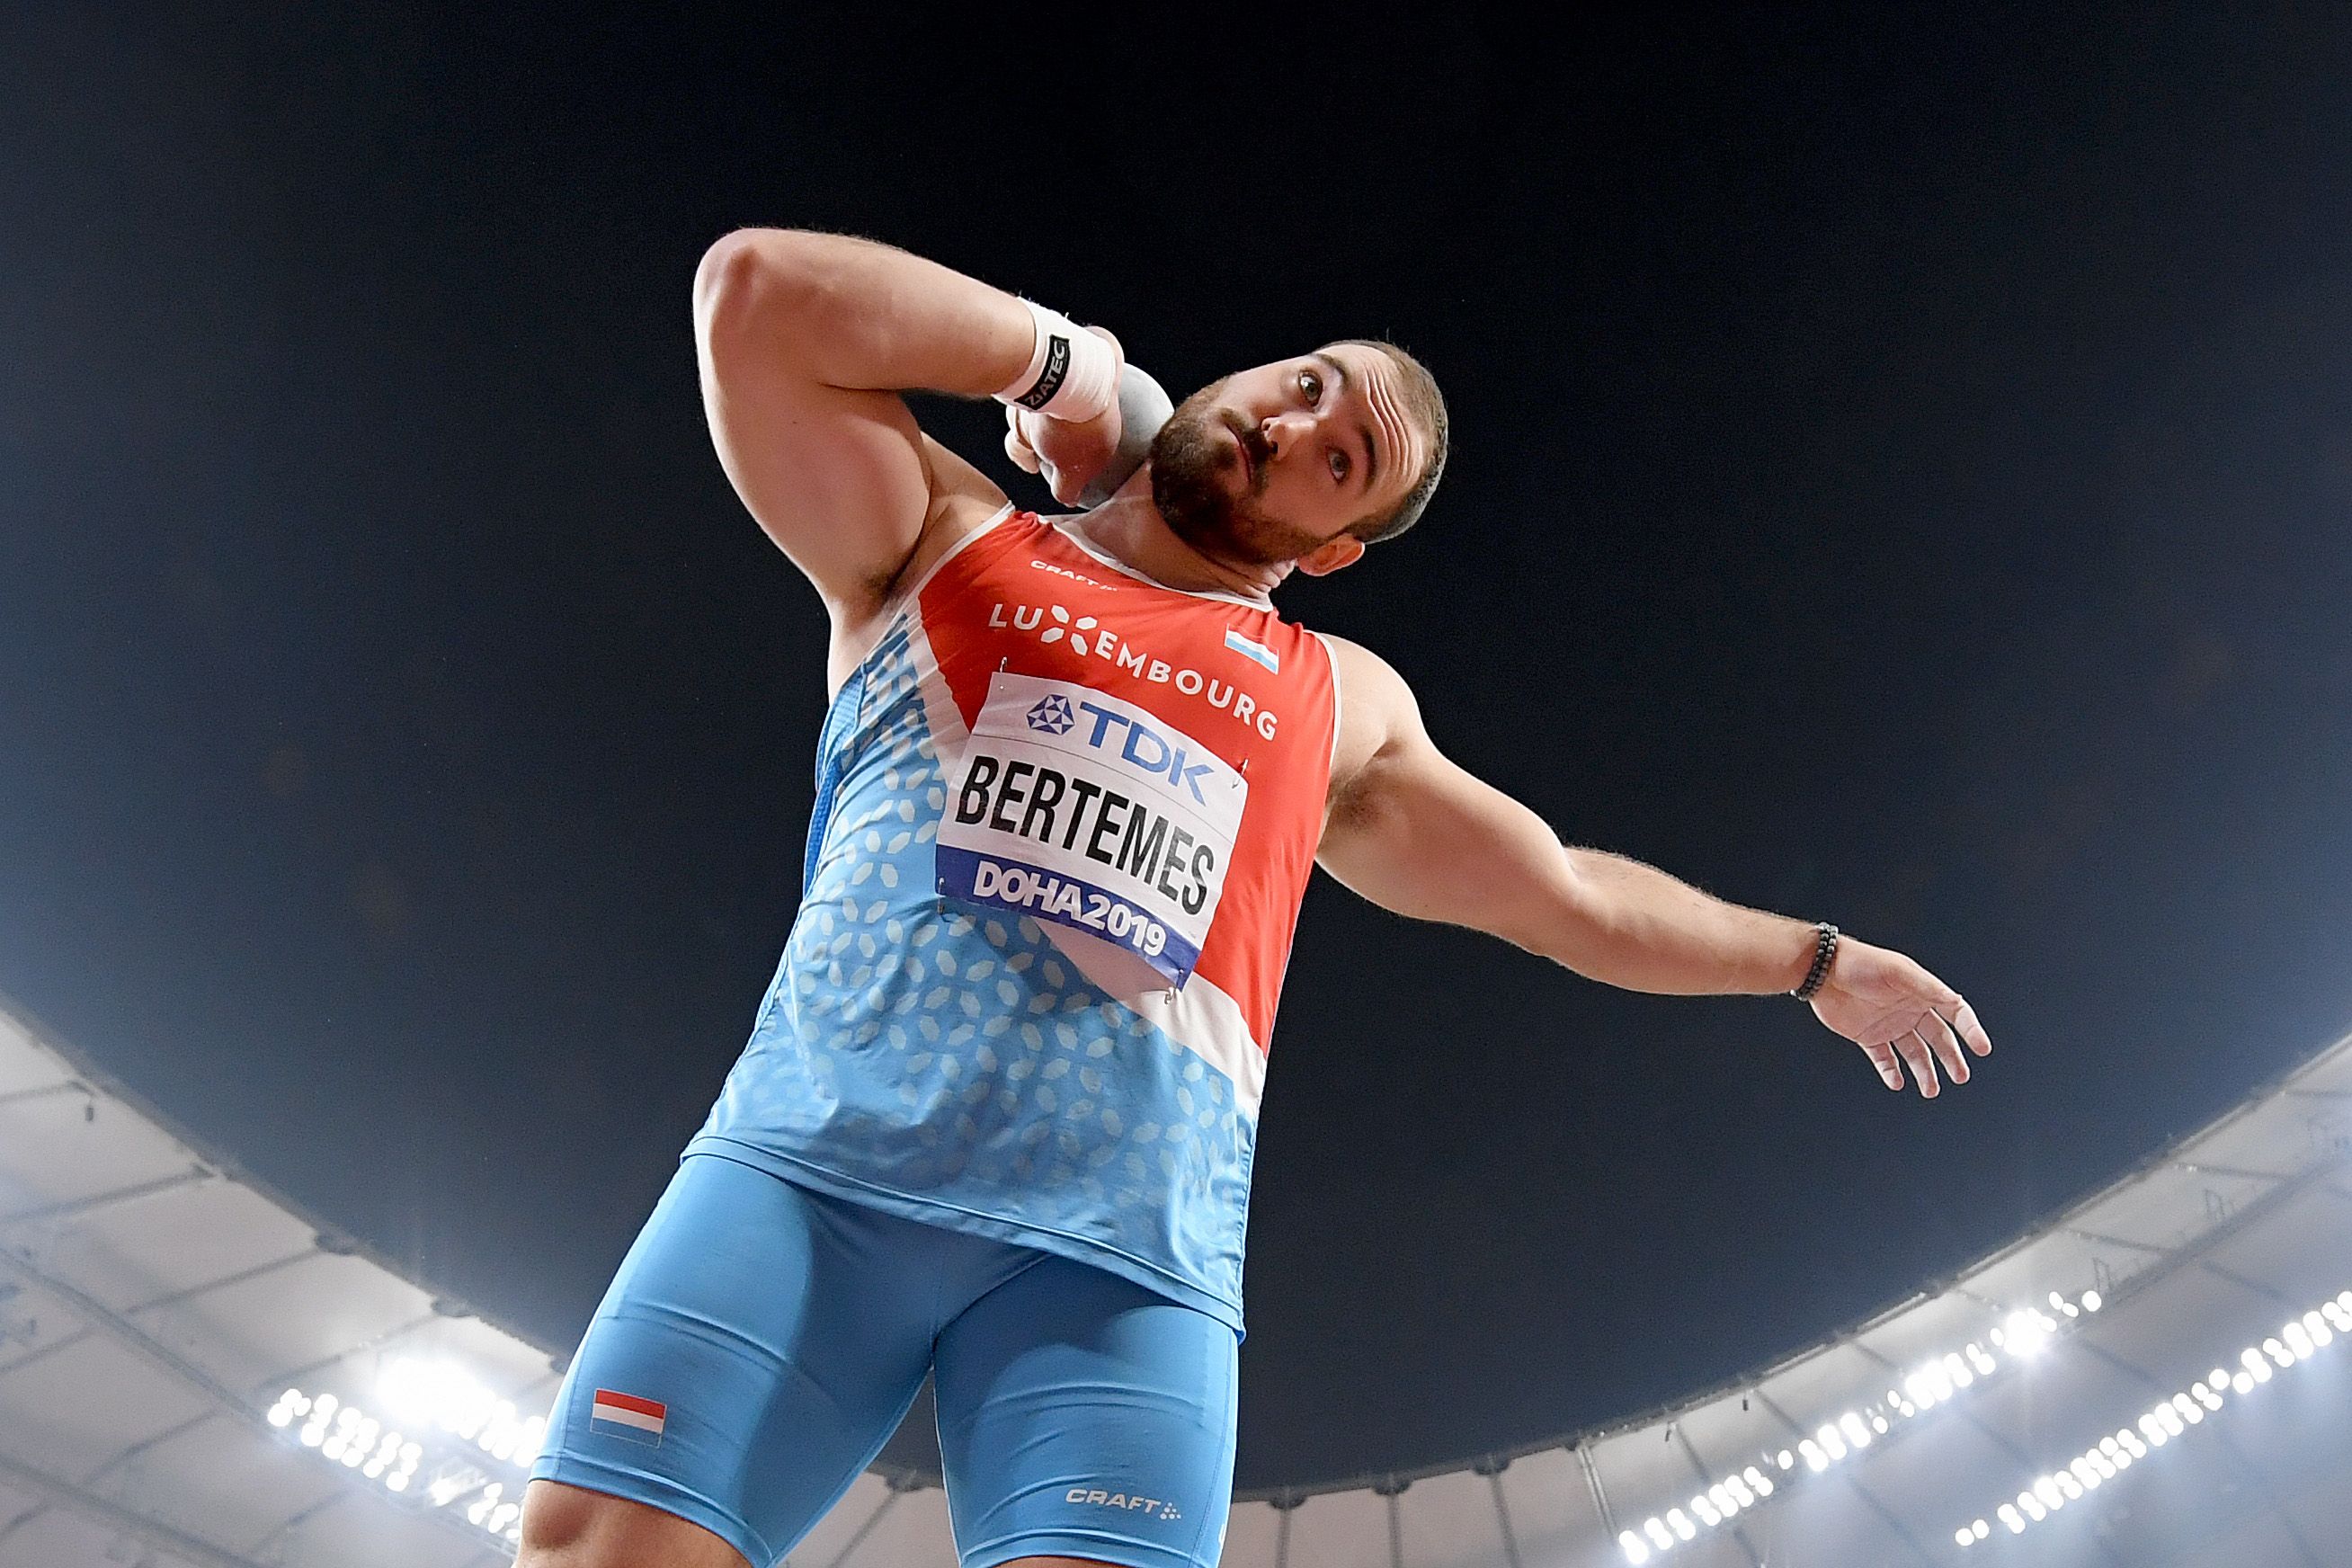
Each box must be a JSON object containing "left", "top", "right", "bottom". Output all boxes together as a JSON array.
[{"left": 915, "top": 513, "right": 1337, "bottom": 1054}]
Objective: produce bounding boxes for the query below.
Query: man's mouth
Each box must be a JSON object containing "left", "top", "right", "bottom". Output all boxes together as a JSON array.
[{"left": 1225, "top": 419, "right": 1255, "bottom": 488}]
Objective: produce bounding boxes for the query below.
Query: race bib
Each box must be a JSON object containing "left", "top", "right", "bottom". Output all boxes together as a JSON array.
[{"left": 935, "top": 672, "right": 1246, "bottom": 987}]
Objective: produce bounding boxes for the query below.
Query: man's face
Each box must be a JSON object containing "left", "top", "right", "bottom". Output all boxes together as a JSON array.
[{"left": 1149, "top": 343, "right": 1430, "bottom": 573}]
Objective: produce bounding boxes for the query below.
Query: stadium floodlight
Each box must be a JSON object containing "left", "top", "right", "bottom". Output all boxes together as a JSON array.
[
  {"left": 1951, "top": 1283, "right": 2348, "bottom": 1546},
  {"left": 1617, "top": 1528, "right": 1651, "bottom": 1564},
  {"left": 2000, "top": 1307, "right": 2054, "bottom": 1359},
  {"left": 271, "top": 1385, "right": 428, "bottom": 1499},
  {"left": 1612, "top": 1289, "right": 2102, "bottom": 1562}
]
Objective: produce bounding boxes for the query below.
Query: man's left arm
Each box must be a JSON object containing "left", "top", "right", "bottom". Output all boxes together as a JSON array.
[{"left": 1314, "top": 635, "right": 1993, "bottom": 1097}]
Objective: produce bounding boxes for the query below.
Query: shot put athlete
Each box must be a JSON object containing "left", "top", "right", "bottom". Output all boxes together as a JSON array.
[{"left": 516, "top": 229, "right": 1995, "bottom": 1568}]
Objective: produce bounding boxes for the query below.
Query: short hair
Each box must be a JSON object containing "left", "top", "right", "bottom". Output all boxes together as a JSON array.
[{"left": 1330, "top": 338, "right": 1448, "bottom": 544}]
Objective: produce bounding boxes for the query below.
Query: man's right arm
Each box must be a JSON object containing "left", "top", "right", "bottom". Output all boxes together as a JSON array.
[{"left": 690, "top": 229, "right": 1035, "bottom": 625}]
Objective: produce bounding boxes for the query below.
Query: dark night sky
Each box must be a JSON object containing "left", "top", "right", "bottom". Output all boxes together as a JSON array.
[{"left": 5, "top": 3, "right": 2352, "bottom": 1492}]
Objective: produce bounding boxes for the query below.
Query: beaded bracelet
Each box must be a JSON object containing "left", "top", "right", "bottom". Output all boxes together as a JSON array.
[{"left": 1790, "top": 922, "right": 1840, "bottom": 1002}]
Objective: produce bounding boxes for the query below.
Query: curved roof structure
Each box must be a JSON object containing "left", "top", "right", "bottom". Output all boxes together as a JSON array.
[{"left": 4, "top": 989, "right": 2348, "bottom": 1567}]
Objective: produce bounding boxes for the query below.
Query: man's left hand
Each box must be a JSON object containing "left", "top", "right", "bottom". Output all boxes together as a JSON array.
[{"left": 1808, "top": 937, "right": 1993, "bottom": 1098}]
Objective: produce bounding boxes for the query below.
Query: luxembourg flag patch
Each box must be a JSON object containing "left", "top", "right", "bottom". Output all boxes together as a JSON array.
[
  {"left": 1224, "top": 628, "right": 1279, "bottom": 673},
  {"left": 590, "top": 1388, "right": 666, "bottom": 1447}
]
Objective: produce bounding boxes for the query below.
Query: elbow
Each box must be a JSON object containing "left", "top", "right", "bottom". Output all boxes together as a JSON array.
[
  {"left": 1502, "top": 854, "right": 1606, "bottom": 971},
  {"left": 693, "top": 229, "right": 781, "bottom": 343},
  {"left": 692, "top": 228, "right": 829, "bottom": 350}
]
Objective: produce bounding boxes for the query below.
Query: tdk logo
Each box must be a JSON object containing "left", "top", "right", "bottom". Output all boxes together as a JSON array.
[
  {"left": 1065, "top": 1487, "right": 1180, "bottom": 1521},
  {"left": 1026, "top": 695, "right": 1074, "bottom": 735},
  {"left": 1074, "top": 701, "right": 1215, "bottom": 805}
]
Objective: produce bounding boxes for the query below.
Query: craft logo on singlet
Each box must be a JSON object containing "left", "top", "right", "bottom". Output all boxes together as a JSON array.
[
  {"left": 938, "top": 671, "right": 1246, "bottom": 987},
  {"left": 988, "top": 600, "right": 1281, "bottom": 740}
]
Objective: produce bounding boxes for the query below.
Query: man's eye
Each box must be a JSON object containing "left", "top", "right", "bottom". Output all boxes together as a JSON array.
[
  {"left": 1328, "top": 448, "right": 1350, "bottom": 483},
  {"left": 1298, "top": 369, "right": 1322, "bottom": 405}
]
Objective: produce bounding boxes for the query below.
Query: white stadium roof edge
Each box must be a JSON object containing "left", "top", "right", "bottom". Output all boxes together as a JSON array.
[{"left": 3, "top": 985, "right": 2348, "bottom": 1568}]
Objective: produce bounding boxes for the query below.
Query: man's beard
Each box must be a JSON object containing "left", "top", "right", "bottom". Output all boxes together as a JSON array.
[{"left": 1147, "top": 384, "right": 1322, "bottom": 568}]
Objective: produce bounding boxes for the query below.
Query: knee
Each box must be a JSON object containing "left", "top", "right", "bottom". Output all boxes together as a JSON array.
[
  {"left": 512, "top": 1479, "right": 750, "bottom": 1568},
  {"left": 512, "top": 1480, "right": 608, "bottom": 1567}
]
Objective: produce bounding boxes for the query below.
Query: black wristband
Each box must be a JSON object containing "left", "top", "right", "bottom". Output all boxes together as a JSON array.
[{"left": 1790, "top": 922, "right": 1840, "bottom": 1001}]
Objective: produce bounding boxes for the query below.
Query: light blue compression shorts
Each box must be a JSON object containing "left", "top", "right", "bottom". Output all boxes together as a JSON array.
[{"left": 529, "top": 1151, "right": 1240, "bottom": 1568}]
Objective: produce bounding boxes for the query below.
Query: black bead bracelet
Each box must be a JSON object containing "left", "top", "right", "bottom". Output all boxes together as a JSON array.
[{"left": 1790, "top": 922, "right": 1840, "bottom": 1002}]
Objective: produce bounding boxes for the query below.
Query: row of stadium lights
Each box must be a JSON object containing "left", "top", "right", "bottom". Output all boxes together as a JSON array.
[
  {"left": 251, "top": 1283, "right": 2343, "bottom": 1559},
  {"left": 1616, "top": 1288, "right": 2102, "bottom": 1564},
  {"left": 1953, "top": 1287, "right": 2352, "bottom": 1547},
  {"left": 264, "top": 1356, "right": 552, "bottom": 1546}
]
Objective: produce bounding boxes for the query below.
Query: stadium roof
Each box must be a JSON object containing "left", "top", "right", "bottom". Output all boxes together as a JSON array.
[{"left": 3, "top": 991, "right": 2347, "bottom": 1567}]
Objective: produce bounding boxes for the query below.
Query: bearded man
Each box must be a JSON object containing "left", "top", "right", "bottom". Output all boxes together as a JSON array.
[{"left": 515, "top": 229, "right": 1993, "bottom": 1568}]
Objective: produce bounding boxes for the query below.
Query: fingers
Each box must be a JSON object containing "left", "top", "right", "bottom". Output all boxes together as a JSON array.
[
  {"left": 1946, "top": 997, "right": 1993, "bottom": 1056},
  {"left": 1003, "top": 430, "right": 1043, "bottom": 473},
  {"left": 1916, "top": 1013, "right": 1969, "bottom": 1087},
  {"left": 1003, "top": 406, "right": 1042, "bottom": 474},
  {"left": 1861, "top": 1038, "right": 1904, "bottom": 1092},
  {"left": 1891, "top": 1029, "right": 1941, "bottom": 1098}
]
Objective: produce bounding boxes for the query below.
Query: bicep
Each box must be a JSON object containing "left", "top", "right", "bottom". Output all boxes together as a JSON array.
[
  {"left": 694, "top": 242, "right": 990, "bottom": 614},
  {"left": 1317, "top": 717, "right": 1585, "bottom": 952}
]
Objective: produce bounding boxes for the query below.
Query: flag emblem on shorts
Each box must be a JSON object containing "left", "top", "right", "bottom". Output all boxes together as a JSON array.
[
  {"left": 590, "top": 1388, "right": 666, "bottom": 1446},
  {"left": 1224, "top": 628, "right": 1279, "bottom": 673}
]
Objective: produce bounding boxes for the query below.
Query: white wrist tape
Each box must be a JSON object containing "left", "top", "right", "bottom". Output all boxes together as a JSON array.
[{"left": 993, "top": 299, "right": 1117, "bottom": 423}]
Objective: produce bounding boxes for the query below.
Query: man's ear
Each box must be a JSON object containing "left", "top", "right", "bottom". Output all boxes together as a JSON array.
[{"left": 1295, "top": 532, "right": 1367, "bottom": 578}]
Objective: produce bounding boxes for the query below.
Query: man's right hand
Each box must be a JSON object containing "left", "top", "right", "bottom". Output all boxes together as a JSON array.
[{"left": 1003, "top": 325, "right": 1126, "bottom": 506}]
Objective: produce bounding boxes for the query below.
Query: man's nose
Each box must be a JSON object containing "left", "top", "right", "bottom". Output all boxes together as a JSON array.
[{"left": 1260, "top": 409, "right": 1315, "bottom": 456}]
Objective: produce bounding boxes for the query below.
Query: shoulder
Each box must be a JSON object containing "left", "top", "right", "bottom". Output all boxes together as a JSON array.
[
  {"left": 1314, "top": 632, "right": 1426, "bottom": 798},
  {"left": 1314, "top": 630, "right": 1406, "bottom": 698}
]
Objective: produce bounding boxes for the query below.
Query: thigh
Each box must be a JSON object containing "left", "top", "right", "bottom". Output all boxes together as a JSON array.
[
  {"left": 931, "top": 1253, "right": 1239, "bottom": 1568},
  {"left": 530, "top": 1154, "right": 936, "bottom": 1568}
]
